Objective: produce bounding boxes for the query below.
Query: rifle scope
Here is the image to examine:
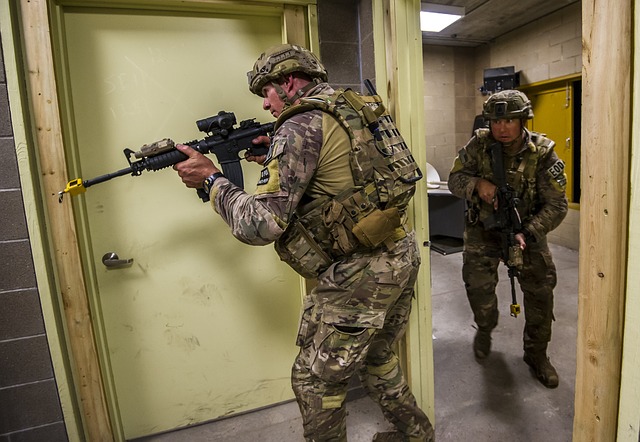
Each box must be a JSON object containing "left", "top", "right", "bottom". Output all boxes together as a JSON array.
[{"left": 196, "top": 111, "right": 236, "bottom": 135}]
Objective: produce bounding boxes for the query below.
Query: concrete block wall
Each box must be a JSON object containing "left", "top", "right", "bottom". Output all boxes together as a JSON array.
[
  {"left": 423, "top": 45, "right": 477, "bottom": 180},
  {"left": 475, "top": 2, "right": 582, "bottom": 107},
  {"left": 0, "top": 34, "right": 69, "bottom": 442},
  {"left": 317, "top": 0, "right": 374, "bottom": 93}
]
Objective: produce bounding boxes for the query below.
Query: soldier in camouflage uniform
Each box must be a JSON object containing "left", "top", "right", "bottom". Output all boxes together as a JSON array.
[
  {"left": 173, "top": 44, "right": 434, "bottom": 441},
  {"left": 447, "top": 90, "right": 568, "bottom": 388}
]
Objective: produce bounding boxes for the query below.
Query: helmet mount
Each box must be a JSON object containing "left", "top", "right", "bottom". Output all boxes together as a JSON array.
[{"left": 482, "top": 90, "right": 533, "bottom": 120}]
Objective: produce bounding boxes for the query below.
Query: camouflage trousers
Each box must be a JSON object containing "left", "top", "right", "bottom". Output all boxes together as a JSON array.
[
  {"left": 291, "top": 232, "right": 433, "bottom": 441},
  {"left": 462, "top": 224, "right": 557, "bottom": 355}
]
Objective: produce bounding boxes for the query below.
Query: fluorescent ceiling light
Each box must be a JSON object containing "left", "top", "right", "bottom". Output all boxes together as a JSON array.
[{"left": 420, "top": 3, "right": 464, "bottom": 33}]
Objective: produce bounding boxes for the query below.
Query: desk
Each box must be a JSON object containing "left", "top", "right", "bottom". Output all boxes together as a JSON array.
[{"left": 427, "top": 186, "right": 465, "bottom": 254}]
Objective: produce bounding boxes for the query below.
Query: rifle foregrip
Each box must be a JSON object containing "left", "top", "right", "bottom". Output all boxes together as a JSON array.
[{"left": 143, "top": 149, "right": 189, "bottom": 171}]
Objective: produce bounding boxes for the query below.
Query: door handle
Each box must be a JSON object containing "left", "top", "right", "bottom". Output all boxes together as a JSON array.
[{"left": 102, "top": 252, "right": 133, "bottom": 269}]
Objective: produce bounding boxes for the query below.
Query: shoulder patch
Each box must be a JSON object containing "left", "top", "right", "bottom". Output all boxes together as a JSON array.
[
  {"left": 257, "top": 167, "right": 270, "bottom": 186},
  {"left": 547, "top": 159, "right": 567, "bottom": 189},
  {"left": 255, "top": 157, "right": 281, "bottom": 195},
  {"left": 547, "top": 159, "right": 565, "bottom": 178}
]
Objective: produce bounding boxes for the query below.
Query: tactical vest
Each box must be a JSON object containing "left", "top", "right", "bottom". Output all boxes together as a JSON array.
[
  {"left": 273, "top": 89, "right": 422, "bottom": 278},
  {"left": 472, "top": 128, "right": 555, "bottom": 226}
]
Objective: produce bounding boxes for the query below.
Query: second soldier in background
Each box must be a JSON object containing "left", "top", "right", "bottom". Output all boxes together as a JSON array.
[{"left": 448, "top": 90, "right": 568, "bottom": 388}]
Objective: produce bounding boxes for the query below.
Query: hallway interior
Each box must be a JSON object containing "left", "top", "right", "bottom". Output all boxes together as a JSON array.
[{"left": 135, "top": 243, "right": 578, "bottom": 442}]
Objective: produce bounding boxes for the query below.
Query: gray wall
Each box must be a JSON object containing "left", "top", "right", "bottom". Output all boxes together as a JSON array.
[
  {"left": 317, "top": 0, "right": 375, "bottom": 92},
  {"left": 0, "top": 34, "right": 68, "bottom": 442}
]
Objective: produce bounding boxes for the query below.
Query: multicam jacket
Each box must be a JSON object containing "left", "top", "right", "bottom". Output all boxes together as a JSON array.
[
  {"left": 209, "top": 82, "right": 354, "bottom": 246},
  {"left": 448, "top": 128, "right": 568, "bottom": 241}
]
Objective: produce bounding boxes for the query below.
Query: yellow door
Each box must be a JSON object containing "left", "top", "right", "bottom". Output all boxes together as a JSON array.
[
  {"left": 59, "top": 6, "right": 307, "bottom": 439},
  {"left": 527, "top": 86, "right": 574, "bottom": 202}
]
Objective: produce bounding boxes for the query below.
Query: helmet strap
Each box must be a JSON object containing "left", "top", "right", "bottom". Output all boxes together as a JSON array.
[
  {"left": 291, "top": 78, "right": 321, "bottom": 101},
  {"left": 273, "top": 83, "right": 291, "bottom": 105},
  {"left": 503, "top": 128, "right": 525, "bottom": 150},
  {"left": 274, "top": 76, "right": 322, "bottom": 110}
]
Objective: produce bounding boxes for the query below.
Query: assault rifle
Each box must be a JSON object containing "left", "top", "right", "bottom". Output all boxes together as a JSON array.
[
  {"left": 483, "top": 141, "right": 523, "bottom": 318},
  {"left": 58, "top": 111, "right": 273, "bottom": 203}
]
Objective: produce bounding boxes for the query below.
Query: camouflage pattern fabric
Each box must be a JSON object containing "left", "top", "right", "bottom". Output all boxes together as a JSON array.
[
  {"left": 448, "top": 128, "right": 567, "bottom": 241},
  {"left": 292, "top": 232, "right": 433, "bottom": 441},
  {"left": 462, "top": 227, "right": 557, "bottom": 354},
  {"left": 212, "top": 84, "right": 349, "bottom": 244},
  {"left": 211, "top": 83, "right": 433, "bottom": 440},
  {"left": 448, "top": 128, "right": 567, "bottom": 355}
]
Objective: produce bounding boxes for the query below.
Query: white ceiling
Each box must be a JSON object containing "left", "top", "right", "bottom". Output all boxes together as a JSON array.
[{"left": 421, "top": 0, "right": 581, "bottom": 47}]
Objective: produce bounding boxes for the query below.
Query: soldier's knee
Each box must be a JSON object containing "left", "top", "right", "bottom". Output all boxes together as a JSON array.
[{"left": 367, "top": 354, "right": 399, "bottom": 376}]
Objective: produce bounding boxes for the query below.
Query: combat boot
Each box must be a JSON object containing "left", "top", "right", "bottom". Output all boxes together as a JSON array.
[
  {"left": 523, "top": 352, "right": 559, "bottom": 388},
  {"left": 473, "top": 328, "right": 492, "bottom": 359}
]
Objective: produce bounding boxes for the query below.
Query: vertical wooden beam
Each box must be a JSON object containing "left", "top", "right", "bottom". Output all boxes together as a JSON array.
[
  {"left": 616, "top": 3, "right": 640, "bottom": 441},
  {"left": 574, "top": 0, "right": 631, "bottom": 440},
  {"left": 381, "top": 0, "right": 399, "bottom": 119},
  {"left": 18, "top": 1, "right": 114, "bottom": 440},
  {"left": 283, "top": 4, "right": 308, "bottom": 47},
  {"left": 375, "top": 0, "right": 434, "bottom": 424}
]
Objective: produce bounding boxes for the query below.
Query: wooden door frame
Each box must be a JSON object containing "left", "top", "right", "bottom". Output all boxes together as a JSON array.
[
  {"left": 576, "top": 0, "right": 633, "bottom": 441},
  {"left": 618, "top": 4, "right": 640, "bottom": 437},
  {"left": 8, "top": 1, "right": 316, "bottom": 440},
  {"left": 372, "top": 0, "right": 435, "bottom": 422}
]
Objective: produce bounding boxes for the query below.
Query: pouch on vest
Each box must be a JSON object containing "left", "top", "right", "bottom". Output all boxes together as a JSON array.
[
  {"left": 322, "top": 199, "right": 361, "bottom": 257},
  {"left": 275, "top": 198, "right": 334, "bottom": 278},
  {"left": 352, "top": 207, "right": 402, "bottom": 248}
]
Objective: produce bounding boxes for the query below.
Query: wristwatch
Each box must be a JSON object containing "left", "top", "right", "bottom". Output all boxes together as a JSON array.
[{"left": 202, "top": 172, "right": 224, "bottom": 194}]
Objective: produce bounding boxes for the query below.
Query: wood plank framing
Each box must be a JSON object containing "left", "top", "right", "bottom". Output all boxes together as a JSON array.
[
  {"left": 17, "top": 0, "right": 114, "bottom": 440},
  {"left": 616, "top": 3, "right": 640, "bottom": 441},
  {"left": 574, "top": 0, "right": 632, "bottom": 440},
  {"left": 374, "top": 0, "right": 434, "bottom": 423},
  {"left": 284, "top": 4, "right": 308, "bottom": 47}
]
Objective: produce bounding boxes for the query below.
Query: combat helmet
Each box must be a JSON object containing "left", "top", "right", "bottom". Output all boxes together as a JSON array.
[
  {"left": 247, "top": 44, "right": 328, "bottom": 96},
  {"left": 482, "top": 90, "right": 534, "bottom": 120}
]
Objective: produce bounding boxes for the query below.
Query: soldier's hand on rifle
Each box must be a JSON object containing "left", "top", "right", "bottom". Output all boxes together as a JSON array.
[
  {"left": 244, "top": 135, "right": 270, "bottom": 165},
  {"left": 514, "top": 232, "right": 527, "bottom": 250},
  {"left": 476, "top": 178, "right": 499, "bottom": 209},
  {"left": 173, "top": 144, "right": 221, "bottom": 188}
]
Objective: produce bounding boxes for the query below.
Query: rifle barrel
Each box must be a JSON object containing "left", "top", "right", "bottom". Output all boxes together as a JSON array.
[{"left": 84, "top": 166, "right": 134, "bottom": 188}]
